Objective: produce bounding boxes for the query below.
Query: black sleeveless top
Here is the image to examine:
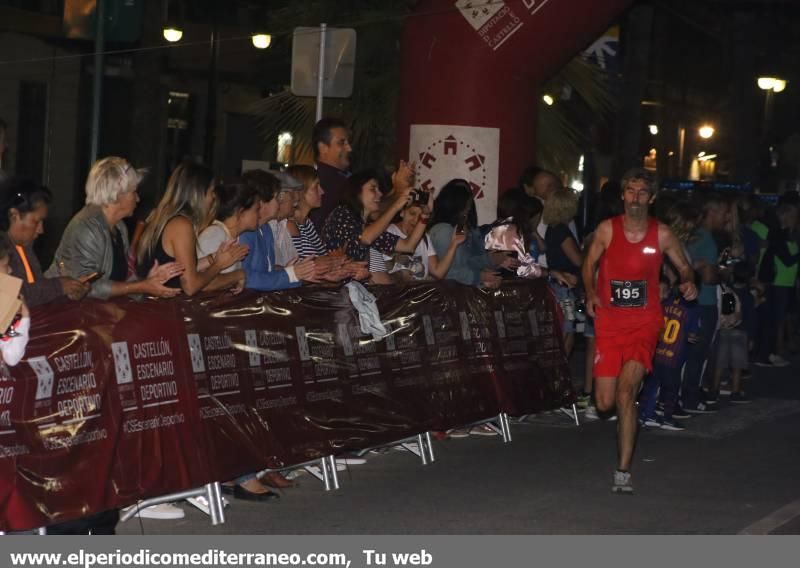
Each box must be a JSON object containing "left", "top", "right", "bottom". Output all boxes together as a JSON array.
[{"left": 138, "top": 233, "right": 182, "bottom": 289}]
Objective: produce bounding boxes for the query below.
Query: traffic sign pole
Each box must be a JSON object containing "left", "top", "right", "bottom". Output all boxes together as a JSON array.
[{"left": 315, "top": 23, "right": 327, "bottom": 121}]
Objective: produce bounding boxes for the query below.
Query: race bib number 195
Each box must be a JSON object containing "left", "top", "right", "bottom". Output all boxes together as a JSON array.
[{"left": 610, "top": 280, "right": 647, "bottom": 308}]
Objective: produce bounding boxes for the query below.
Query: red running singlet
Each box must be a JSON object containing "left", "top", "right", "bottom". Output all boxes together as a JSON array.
[{"left": 595, "top": 215, "right": 664, "bottom": 338}]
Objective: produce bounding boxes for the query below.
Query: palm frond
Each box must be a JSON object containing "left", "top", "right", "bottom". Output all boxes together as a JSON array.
[{"left": 537, "top": 55, "right": 615, "bottom": 176}]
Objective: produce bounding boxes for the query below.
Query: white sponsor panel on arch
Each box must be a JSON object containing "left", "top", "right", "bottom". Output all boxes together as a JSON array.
[{"left": 409, "top": 124, "right": 500, "bottom": 225}]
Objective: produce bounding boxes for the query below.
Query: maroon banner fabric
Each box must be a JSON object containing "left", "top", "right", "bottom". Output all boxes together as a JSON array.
[
  {"left": 397, "top": 0, "right": 632, "bottom": 197},
  {"left": 0, "top": 280, "right": 571, "bottom": 531}
]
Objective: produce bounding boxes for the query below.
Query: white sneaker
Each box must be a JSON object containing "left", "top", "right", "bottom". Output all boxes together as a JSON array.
[
  {"left": 123, "top": 503, "right": 184, "bottom": 520},
  {"left": 337, "top": 457, "right": 367, "bottom": 465},
  {"left": 186, "top": 495, "right": 230, "bottom": 515},
  {"left": 470, "top": 425, "right": 499, "bottom": 436},
  {"left": 769, "top": 354, "right": 790, "bottom": 367},
  {"left": 447, "top": 428, "right": 470, "bottom": 438},
  {"left": 584, "top": 405, "right": 599, "bottom": 420},
  {"left": 612, "top": 470, "right": 633, "bottom": 494},
  {"left": 393, "top": 442, "right": 420, "bottom": 453}
]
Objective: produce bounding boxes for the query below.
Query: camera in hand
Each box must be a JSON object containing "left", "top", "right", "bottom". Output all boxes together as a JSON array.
[
  {"left": 718, "top": 249, "right": 742, "bottom": 268},
  {"left": 409, "top": 189, "right": 428, "bottom": 206}
]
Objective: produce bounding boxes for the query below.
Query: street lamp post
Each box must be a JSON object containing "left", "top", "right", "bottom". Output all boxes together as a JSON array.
[
  {"left": 757, "top": 77, "right": 786, "bottom": 190},
  {"left": 758, "top": 77, "right": 786, "bottom": 139}
]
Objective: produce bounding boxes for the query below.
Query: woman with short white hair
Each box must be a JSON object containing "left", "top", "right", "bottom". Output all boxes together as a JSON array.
[{"left": 47, "top": 156, "right": 183, "bottom": 299}]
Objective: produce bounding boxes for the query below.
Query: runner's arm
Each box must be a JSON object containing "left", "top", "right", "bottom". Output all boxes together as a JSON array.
[{"left": 581, "top": 219, "right": 611, "bottom": 317}]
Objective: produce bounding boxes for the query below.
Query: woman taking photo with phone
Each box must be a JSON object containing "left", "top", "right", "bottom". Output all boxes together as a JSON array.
[
  {"left": 429, "top": 179, "right": 514, "bottom": 288},
  {"left": 321, "top": 170, "right": 429, "bottom": 266}
]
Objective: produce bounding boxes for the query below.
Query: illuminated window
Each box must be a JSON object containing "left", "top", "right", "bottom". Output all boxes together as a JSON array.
[{"left": 277, "top": 132, "right": 293, "bottom": 164}]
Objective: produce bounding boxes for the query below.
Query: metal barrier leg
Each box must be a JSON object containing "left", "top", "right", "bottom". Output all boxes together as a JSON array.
[
  {"left": 572, "top": 403, "right": 580, "bottom": 426},
  {"left": 425, "top": 431, "right": 435, "bottom": 463},
  {"left": 485, "top": 415, "right": 505, "bottom": 440},
  {"left": 491, "top": 413, "right": 509, "bottom": 443},
  {"left": 500, "top": 412, "right": 511, "bottom": 443},
  {"left": 320, "top": 457, "right": 331, "bottom": 491},
  {"left": 417, "top": 434, "right": 428, "bottom": 465},
  {"left": 205, "top": 482, "right": 225, "bottom": 526},
  {"left": 327, "top": 455, "right": 340, "bottom": 490}
]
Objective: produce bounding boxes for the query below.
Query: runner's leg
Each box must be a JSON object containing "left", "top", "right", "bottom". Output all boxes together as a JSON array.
[
  {"left": 594, "top": 376, "right": 618, "bottom": 413},
  {"left": 616, "top": 359, "right": 647, "bottom": 471}
]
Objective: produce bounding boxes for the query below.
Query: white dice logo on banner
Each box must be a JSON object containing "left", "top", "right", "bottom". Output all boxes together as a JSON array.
[
  {"left": 409, "top": 124, "right": 499, "bottom": 225},
  {"left": 28, "top": 356, "right": 54, "bottom": 401}
]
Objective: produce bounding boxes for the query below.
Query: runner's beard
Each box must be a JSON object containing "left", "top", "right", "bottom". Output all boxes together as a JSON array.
[{"left": 627, "top": 203, "right": 646, "bottom": 219}]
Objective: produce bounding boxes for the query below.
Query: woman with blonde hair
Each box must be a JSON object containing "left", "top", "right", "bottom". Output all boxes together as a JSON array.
[
  {"left": 47, "top": 156, "right": 183, "bottom": 299},
  {"left": 282, "top": 165, "right": 368, "bottom": 282},
  {"left": 136, "top": 161, "right": 248, "bottom": 295},
  {"left": 543, "top": 187, "right": 582, "bottom": 355},
  {"left": 285, "top": 165, "right": 328, "bottom": 258}
]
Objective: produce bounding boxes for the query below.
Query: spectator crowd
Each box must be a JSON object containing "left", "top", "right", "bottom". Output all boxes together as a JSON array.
[{"left": 0, "top": 116, "right": 797, "bottom": 532}]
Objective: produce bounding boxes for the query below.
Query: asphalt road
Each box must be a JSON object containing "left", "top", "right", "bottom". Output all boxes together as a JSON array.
[{"left": 119, "top": 347, "right": 800, "bottom": 535}]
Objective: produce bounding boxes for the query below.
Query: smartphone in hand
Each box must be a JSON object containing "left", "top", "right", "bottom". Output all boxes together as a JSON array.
[{"left": 80, "top": 271, "right": 104, "bottom": 284}]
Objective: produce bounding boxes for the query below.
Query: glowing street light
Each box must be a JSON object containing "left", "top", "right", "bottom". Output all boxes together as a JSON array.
[
  {"left": 648, "top": 124, "right": 659, "bottom": 135},
  {"left": 698, "top": 125, "right": 715, "bottom": 139},
  {"left": 252, "top": 34, "right": 272, "bottom": 49},
  {"left": 542, "top": 94, "right": 554, "bottom": 106},
  {"left": 163, "top": 27, "right": 183, "bottom": 42},
  {"left": 758, "top": 77, "right": 787, "bottom": 93}
]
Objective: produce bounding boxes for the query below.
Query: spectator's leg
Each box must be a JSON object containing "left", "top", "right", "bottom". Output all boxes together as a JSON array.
[
  {"left": 661, "top": 366, "right": 681, "bottom": 421},
  {"left": 731, "top": 367, "right": 743, "bottom": 395},
  {"left": 682, "top": 305, "right": 717, "bottom": 409},
  {"left": 638, "top": 369, "right": 660, "bottom": 421},
  {"left": 756, "top": 285, "right": 778, "bottom": 362},
  {"left": 583, "top": 335, "right": 595, "bottom": 397}
]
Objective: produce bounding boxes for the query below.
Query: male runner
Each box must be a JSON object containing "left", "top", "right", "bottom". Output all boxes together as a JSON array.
[{"left": 582, "top": 168, "right": 697, "bottom": 494}]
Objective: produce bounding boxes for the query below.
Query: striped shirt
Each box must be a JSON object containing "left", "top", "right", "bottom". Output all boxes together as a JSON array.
[
  {"left": 369, "top": 248, "right": 388, "bottom": 273},
  {"left": 290, "top": 218, "right": 328, "bottom": 259}
]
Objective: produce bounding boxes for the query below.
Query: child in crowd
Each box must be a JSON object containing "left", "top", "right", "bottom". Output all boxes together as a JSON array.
[
  {"left": 712, "top": 262, "right": 754, "bottom": 403},
  {"left": 0, "top": 231, "right": 30, "bottom": 367},
  {"left": 638, "top": 277, "right": 701, "bottom": 431}
]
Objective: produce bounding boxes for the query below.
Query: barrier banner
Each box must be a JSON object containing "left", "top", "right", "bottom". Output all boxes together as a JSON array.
[{"left": 0, "top": 280, "right": 571, "bottom": 531}]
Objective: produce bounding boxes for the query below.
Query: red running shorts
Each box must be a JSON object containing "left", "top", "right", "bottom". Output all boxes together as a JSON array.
[{"left": 593, "top": 324, "right": 661, "bottom": 379}]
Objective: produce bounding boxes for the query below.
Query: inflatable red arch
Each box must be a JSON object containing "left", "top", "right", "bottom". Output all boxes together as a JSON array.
[{"left": 397, "top": 0, "right": 632, "bottom": 222}]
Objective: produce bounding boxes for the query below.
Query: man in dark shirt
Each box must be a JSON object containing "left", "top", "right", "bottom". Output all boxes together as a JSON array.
[{"left": 311, "top": 118, "right": 352, "bottom": 231}]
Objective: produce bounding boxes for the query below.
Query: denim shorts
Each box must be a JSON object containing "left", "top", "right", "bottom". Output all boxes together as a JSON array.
[
  {"left": 549, "top": 281, "right": 576, "bottom": 334},
  {"left": 716, "top": 328, "right": 748, "bottom": 370}
]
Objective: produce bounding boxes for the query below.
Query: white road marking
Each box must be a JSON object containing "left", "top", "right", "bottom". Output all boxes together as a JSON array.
[{"left": 739, "top": 499, "right": 800, "bottom": 534}]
